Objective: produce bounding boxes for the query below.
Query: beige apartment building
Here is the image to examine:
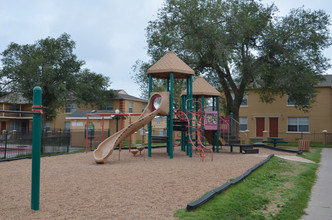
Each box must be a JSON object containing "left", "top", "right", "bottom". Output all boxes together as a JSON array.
[
  {"left": 66, "top": 90, "right": 148, "bottom": 147},
  {"left": 0, "top": 94, "right": 33, "bottom": 134},
  {"left": 1, "top": 89, "right": 147, "bottom": 135},
  {"left": 238, "top": 75, "right": 332, "bottom": 142}
]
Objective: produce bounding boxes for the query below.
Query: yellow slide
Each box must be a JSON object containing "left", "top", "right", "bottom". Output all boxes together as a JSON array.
[{"left": 93, "top": 92, "right": 169, "bottom": 164}]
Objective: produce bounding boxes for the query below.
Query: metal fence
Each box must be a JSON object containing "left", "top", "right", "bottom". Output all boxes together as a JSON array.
[
  {"left": 249, "top": 132, "right": 332, "bottom": 147},
  {"left": 0, "top": 130, "right": 83, "bottom": 160}
]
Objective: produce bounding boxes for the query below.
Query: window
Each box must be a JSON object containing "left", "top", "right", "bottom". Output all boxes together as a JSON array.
[
  {"left": 9, "top": 121, "right": 20, "bottom": 131},
  {"left": 65, "top": 103, "right": 77, "bottom": 113},
  {"left": 142, "top": 104, "right": 146, "bottom": 112},
  {"left": 287, "top": 95, "right": 296, "bottom": 106},
  {"left": 65, "top": 122, "right": 71, "bottom": 132},
  {"left": 106, "top": 102, "right": 113, "bottom": 110},
  {"left": 9, "top": 104, "right": 20, "bottom": 111},
  {"left": 129, "top": 102, "right": 133, "bottom": 113},
  {"left": 287, "top": 117, "right": 309, "bottom": 132},
  {"left": 45, "top": 122, "right": 51, "bottom": 132},
  {"left": 287, "top": 94, "right": 309, "bottom": 106},
  {"left": 239, "top": 117, "right": 248, "bottom": 131},
  {"left": 231, "top": 93, "right": 248, "bottom": 107}
]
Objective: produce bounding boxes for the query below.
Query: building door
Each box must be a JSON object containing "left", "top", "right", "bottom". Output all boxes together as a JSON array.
[
  {"left": 1, "top": 122, "right": 6, "bottom": 131},
  {"left": 256, "top": 118, "right": 265, "bottom": 137},
  {"left": 269, "top": 118, "right": 278, "bottom": 137}
]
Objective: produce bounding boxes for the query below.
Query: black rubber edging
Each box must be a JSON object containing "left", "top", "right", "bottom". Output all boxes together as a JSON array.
[
  {"left": 252, "top": 143, "right": 303, "bottom": 155},
  {"left": 186, "top": 154, "right": 275, "bottom": 211}
]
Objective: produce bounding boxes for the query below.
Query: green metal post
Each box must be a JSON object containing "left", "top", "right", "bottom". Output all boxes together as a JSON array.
[
  {"left": 216, "top": 96, "right": 220, "bottom": 153},
  {"left": 188, "top": 75, "right": 193, "bottom": 157},
  {"left": 201, "top": 95, "right": 205, "bottom": 143},
  {"left": 181, "top": 95, "right": 186, "bottom": 152},
  {"left": 31, "top": 86, "right": 42, "bottom": 211},
  {"left": 230, "top": 112, "right": 233, "bottom": 152},
  {"left": 166, "top": 79, "right": 170, "bottom": 155},
  {"left": 169, "top": 73, "right": 174, "bottom": 158},
  {"left": 212, "top": 97, "right": 215, "bottom": 152},
  {"left": 186, "top": 78, "right": 190, "bottom": 156},
  {"left": 148, "top": 74, "right": 152, "bottom": 157},
  {"left": 195, "top": 97, "right": 198, "bottom": 147}
]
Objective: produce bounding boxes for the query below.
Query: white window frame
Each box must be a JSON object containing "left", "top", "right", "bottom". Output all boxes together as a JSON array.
[
  {"left": 287, "top": 95, "right": 296, "bottom": 106},
  {"left": 45, "top": 122, "right": 51, "bottom": 131},
  {"left": 287, "top": 117, "right": 309, "bottom": 133},
  {"left": 106, "top": 102, "right": 113, "bottom": 110},
  {"left": 142, "top": 104, "right": 146, "bottom": 112},
  {"left": 65, "top": 103, "right": 77, "bottom": 114},
  {"left": 239, "top": 117, "right": 248, "bottom": 131},
  {"left": 231, "top": 92, "right": 248, "bottom": 107},
  {"left": 65, "top": 121, "right": 71, "bottom": 132},
  {"left": 129, "top": 102, "right": 133, "bottom": 113}
]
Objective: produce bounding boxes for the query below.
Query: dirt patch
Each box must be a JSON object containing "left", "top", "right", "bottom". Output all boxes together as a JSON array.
[{"left": 0, "top": 146, "right": 295, "bottom": 219}]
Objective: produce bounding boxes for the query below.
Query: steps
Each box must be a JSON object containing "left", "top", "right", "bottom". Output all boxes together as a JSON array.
[
  {"left": 220, "top": 132, "right": 241, "bottom": 145},
  {"left": 240, "top": 145, "right": 259, "bottom": 154},
  {"left": 151, "top": 136, "right": 168, "bottom": 143},
  {"left": 173, "top": 119, "right": 187, "bottom": 131}
]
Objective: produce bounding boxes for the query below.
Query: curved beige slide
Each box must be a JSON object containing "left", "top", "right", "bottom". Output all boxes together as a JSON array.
[{"left": 93, "top": 92, "right": 169, "bottom": 164}]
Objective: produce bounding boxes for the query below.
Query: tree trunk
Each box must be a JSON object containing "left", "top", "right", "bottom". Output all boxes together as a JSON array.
[{"left": 231, "top": 107, "right": 240, "bottom": 139}]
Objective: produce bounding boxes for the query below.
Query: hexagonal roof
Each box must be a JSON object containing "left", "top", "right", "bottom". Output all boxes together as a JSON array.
[
  {"left": 147, "top": 51, "right": 194, "bottom": 79},
  {"left": 181, "top": 76, "right": 221, "bottom": 97}
]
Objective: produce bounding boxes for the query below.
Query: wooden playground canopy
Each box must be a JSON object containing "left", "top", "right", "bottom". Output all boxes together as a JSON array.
[
  {"left": 180, "top": 76, "right": 221, "bottom": 98},
  {"left": 147, "top": 51, "right": 194, "bottom": 79}
]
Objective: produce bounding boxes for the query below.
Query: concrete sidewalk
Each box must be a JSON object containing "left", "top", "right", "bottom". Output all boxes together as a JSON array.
[{"left": 302, "top": 148, "right": 332, "bottom": 220}]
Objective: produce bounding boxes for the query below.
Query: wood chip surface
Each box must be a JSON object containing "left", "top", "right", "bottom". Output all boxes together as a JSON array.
[{"left": 0, "top": 147, "right": 295, "bottom": 219}]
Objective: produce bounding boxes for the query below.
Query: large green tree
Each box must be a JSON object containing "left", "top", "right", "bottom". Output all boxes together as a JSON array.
[
  {"left": 133, "top": 0, "right": 331, "bottom": 128},
  {"left": 0, "top": 33, "right": 112, "bottom": 120}
]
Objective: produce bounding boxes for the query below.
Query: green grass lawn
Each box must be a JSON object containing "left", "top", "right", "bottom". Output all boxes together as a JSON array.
[{"left": 174, "top": 148, "right": 321, "bottom": 219}]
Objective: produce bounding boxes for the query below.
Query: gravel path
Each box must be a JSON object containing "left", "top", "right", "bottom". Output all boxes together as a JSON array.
[{"left": 0, "top": 146, "right": 295, "bottom": 220}]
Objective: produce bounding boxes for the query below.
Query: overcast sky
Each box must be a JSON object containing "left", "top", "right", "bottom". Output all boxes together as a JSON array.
[{"left": 0, "top": 0, "right": 331, "bottom": 97}]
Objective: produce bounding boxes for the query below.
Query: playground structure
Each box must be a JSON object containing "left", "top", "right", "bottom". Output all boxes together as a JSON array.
[
  {"left": 92, "top": 51, "right": 256, "bottom": 164},
  {"left": 93, "top": 51, "right": 198, "bottom": 163}
]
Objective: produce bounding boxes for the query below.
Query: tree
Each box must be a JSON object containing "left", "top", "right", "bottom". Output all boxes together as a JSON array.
[
  {"left": 0, "top": 33, "right": 112, "bottom": 120},
  {"left": 132, "top": 0, "right": 331, "bottom": 131}
]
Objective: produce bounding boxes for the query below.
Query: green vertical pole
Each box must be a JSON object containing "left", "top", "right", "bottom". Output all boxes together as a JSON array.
[
  {"left": 201, "top": 95, "right": 205, "bottom": 143},
  {"left": 166, "top": 79, "right": 170, "bottom": 155},
  {"left": 181, "top": 95, "right": 186, "bottom": 152},
  {"left": 169, "top": 73, "right": 174, "bottom": 159},
  {"left": 212, "top": 97, "right": 215, "bottom": 152},
  {"left": 186, "top": 78, "right": 190, "bottom": 156},
  {"left": 188, "top": 75, "right": 193, "bottom": 157},
  {"left": 230, "top": 112, "right": 234, "bottom": 152},
  {"left": 216, "top": 96, "right": 220, "bottom": 153},
  {"left": 195, "top": 97, "right": 198, "bottom": 147},
  {"left": 31, "top": 86, "right": 42, "bottom": 211},
  {"left": 148, "top": 74, "right": 152, "bottom": 157}
]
